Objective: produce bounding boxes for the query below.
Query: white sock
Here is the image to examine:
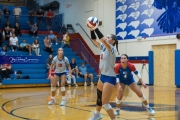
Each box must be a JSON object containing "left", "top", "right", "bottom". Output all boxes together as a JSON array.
[
  {"left": 52, "top": 97, "right": 55, "bottom": 99},
  {"left": 62, "top": 96, "right": 66, "bottom": 100},
  {"left": 116, "top": 107, "right": 120, "bottom": 110},
  {"left": 146, "top": 105, "right": 150, "bottom": 108},
  {"left": 95, "top": 110, "right": 99, "bottom": 114}
]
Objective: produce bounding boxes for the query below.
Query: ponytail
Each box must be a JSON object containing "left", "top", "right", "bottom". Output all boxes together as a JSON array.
[{"left": 111, "top": 34, "right": 120, "bottom": 55}]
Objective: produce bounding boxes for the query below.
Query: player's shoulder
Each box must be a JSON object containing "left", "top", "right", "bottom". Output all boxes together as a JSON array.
[
  {"left": 64, "top": 56, "right": 68, "bottom": 60},
  {"left": 115, "top": 63, "right": 122, "bottom": 68},
  {"left": 53, "top": 55, "right": 58, "bottom": 59},
  {"left": 127, "top": 62, "right": 135, "bottom": 69}
]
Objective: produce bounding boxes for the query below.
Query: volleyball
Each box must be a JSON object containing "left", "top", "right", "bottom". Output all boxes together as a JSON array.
[{"left": 86, "top": 16, "right": 99, "bottom": 29}]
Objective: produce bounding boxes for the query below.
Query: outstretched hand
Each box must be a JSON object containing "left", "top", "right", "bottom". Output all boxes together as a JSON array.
[{"left": 142, "top": 83, "right": 147, "bottom": 88}]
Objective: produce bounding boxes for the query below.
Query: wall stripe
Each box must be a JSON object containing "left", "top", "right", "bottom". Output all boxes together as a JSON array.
[{"left": 148, "top": 51, "right": 154, "bottom": 85}]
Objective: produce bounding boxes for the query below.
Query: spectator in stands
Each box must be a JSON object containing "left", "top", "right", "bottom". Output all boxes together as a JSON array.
[
  {"left": 28, "top": 22, "right": 38, "bottom": 38},
  {"left": 13, "top": 4, "right": 21, "bottom": 24},
  {"left": 20, "top": 40, "right": 32, "bottom": 55},
  {"left": 66, "top": 69, "right": 78, "bottom": 87},
  {"left": 4, "top": 21, "right": 12, "bottom": 30},
  {"left": 48, "top": 30, "right": 58, "bottom": 45},
  {"left": 70, "top": 58, "right": 79, "bottom": 78},
  {"left": 14, "top": 22, "right": 22, "bottom": 37},
  {"left": 0, "top": 63, "right": 13, "bottom": 80},
  {"left": 61, "top": 32, "right": 70, "bottom": 48},
  {"left": 32, "top": 39, "right": 40, "bottom": 56},
  {"left": 44, "top": 37, "right": 54, "bottom": 54},
  {"left": 0, "top": 9, "right": 3, "bottom": 25},
  {"left": 28, "top": 9, "right": 36, "bottom": 25},
  {"left": 3, "top": 27, "right": 12, "bottom": 42},
  {"left": 3, "top": 5, "right": 10, "bottom": 23},
  {"left": 46, "top": 54, "right": 53, "bottom": 69},
  {"left": 0, "top": 30, "right": 2, "bottom": 46},
  {"left": 0, "top": 45, "right": 7, "bottom": 56},
  {"left": 78, "top": 62, "right": 94, "bottom": 86},
  {"left": 46, "top": 9, "right": 54, "bottom": 31},
  {"left": 36, "top": 8, "right": 44, "bottom": 29},
  {"left": 9, "top": 33, "right": 19, "bottom": 51}
]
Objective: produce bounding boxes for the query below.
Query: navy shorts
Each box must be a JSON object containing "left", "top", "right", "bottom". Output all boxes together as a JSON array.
[
  {"left": 120, "top": 79, "right": 135, "bottom": 86},
  {"left": 55, "top": 72, "right": 67, "bottom": 77},
  {"left": 100, "top": 74, "right": 116, "bottom": 86}
]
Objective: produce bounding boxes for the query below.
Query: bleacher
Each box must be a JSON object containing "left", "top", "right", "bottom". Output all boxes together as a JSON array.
[{"left": 0, "top": 5, "right": 98, "bottom": 87}]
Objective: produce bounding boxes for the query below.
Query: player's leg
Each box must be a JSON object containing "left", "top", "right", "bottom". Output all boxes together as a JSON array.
[
  {"left": 60, "top": 74, "right": 67, "bottom": 106},
  {"left": 129, "top": 82, "right": 155, "bottom": 115},
  {"left": 89, "top": 79, "right": 103, "bottom": 120},
  {"left": 114, "top": 83, "right": 126, "bottom": 115},
  {"left": 102, "top": 82, "right": 116, "bottom": 119},
  {"left": 48, "top": 75, "right": 59, "bottom": 105}
]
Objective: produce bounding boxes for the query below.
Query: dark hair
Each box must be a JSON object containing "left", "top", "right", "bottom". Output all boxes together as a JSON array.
[
  {"left": 34, "top": 39, "right": 39, "bottom": 44},
  {"left": 58, "top": 48, "right": 64, "bottom": 60},
  {"left": 111, "top": 34, "right": 120, "bottom": 55},
  {"left": 121, "top": 54, "right": 128, "bottom": 59}
]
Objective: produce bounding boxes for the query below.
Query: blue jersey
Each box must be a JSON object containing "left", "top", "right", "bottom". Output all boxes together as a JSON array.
[{"left": 115, "top": 62, "right": 139, "bottom": 81}]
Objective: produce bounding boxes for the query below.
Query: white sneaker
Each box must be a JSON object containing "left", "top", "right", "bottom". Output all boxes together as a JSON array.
[
  {"left": 114, "top": 109, "right": 120, "bottom": 116},
  {"left": 84, "top": 82, "right": 87, "bottom": 86},
  {"left": 12, "top": 50, "right": 14, "bottom": 52},
  {"left": 75, "top": 84, "right": 78, "bottom": 87},
  {"left": 91, "top": 82, "right": 94, "bottom": 86},
  {"left": 89, "top": 112, "right": 102, "bottom": 120},
  {"left": 68, "top": 84, "right": 71, "bottom": 87},
  {"left": 48, "top": 98, "right": 56, "bottom": 105},
  {"left": 0, "top": 83, "right": 2, "bottom": 85},
  {"left": 146, "top": 107, "right": 155, "bottom": 115},
  {"left": 56, "top": 43, "right": 58, "bottom": 45},
  {"left": 60, "top": 99, "right": 66, "bottom": 106}
]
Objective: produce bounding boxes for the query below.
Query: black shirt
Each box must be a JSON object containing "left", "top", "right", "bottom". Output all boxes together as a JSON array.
[
  {"left": 36, "top": 11, "right": 44, "bottom": 19},
  {"left": 70, "top": 63, "right": 77, "bottom": 69}
]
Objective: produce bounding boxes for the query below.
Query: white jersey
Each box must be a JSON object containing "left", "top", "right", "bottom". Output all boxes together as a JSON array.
[
  {"left": 51, "top": 56, "right": 69, "bottom": 73},
  {"left": 99, "top": 43, "right": 116, "bottom": 77}
]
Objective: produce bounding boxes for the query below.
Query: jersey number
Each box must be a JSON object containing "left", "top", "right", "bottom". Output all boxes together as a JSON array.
[
  {"left": 100, "top": 54, "right": 103, "bottom": 59},
  {"left": 58, "top": 63, "right": 62, "bottom": 67}
]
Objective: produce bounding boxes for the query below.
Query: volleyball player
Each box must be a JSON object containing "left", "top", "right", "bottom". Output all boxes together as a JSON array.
[
  {"left": 114, "top": 54, "right": 155, "bottom": 115},
  {"left": 88, "top": 21, "right": 121, "bottom": 120},
  {"left": 48, "top": 48, "right": 71, "bottom": 106}
]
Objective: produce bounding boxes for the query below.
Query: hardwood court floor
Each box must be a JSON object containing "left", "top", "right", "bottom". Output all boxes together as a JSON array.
[{"left": 0, "top": 86, "right": 179, "bottom": 120}]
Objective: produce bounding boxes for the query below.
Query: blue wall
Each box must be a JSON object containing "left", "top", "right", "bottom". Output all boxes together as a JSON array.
[{"left": 116, "top": 0, "right": 180, "bottom": 40}]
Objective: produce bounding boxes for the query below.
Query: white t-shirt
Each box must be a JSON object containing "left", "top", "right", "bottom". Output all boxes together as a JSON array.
[
  {"left": 14, "top": 8, "right": 21, "bottom": 15},
  {"left": 10, "top": 37, "right": 18, "bottom": 45}
]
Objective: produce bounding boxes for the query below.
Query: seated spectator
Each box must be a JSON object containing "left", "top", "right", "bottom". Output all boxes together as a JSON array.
[
  {"left": 36, "top": 8, "right": 44, "bottom": 29},
  {"left": 0, "top": 9, "right": 3, "bottom": 25},
  {"left": 46, "top": 54, "right": 53, "bottom": 69},
  {"left": 0, "top": 45, "right": 7, "bottom": 56},
  {"left": 28, "top": 22, "right": 38, "bottom": 38},
  {"left": 3, "top": 27, "right": 12, "bottom": 42},
  {"left": 20, "top": 40, "right": 32, "bottom": 55},
  {"left": 66, "top": 69, "right": 78, "bottom": 87},
  {"left": 70, "top": 58, "right": 79, "bottom": 78},
  {"left": 48, "top": 30, "right": 58, "bottom": 45},
  {"left": 44, "top": 37, "right": 54, "bottom": 54},
  {"left": 78, "top": 62, "right": 94, "bottom": 86},
  {"left": 14, "top": 22, "right": 22, "bottom": 37},
  {"left": 0, "top": 30, "right": 2, "bottom": 46},
  {"left": 4, "top": 21, "right": 12, "bottom": 30},
  {"left": 61, "top": 32, "right": 70, "bottom": 48},
  {"left": 46, "top": 9, "right": 54, "bottom": 31},
  {"left": 11, "top": 28, "right": 16, "bottom": 35},
  {"left": 3, "top": 5, "right": 10, "bottom": 23},
  {"left": 32, "top": 39, "right": 40, "bottom": 56},
  {"left": 0, "top": 63, "right": 13, "bottom": 80},
  {"left": 9, "top": 33, "right": 18, "bottom": 51},
  {"left": 28, "top": 9, "right": 36, "bottom": 25}
]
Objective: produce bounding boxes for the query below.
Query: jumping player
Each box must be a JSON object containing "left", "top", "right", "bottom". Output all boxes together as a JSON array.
[
  {"left": 88, "top": 20, "right": 121, "bottom": 120},
  {"left": 48, "top": 48, "right": 71, "bottom": 106},
  {"left": 114, "top": 54, "right": 155, "bottom": 115}
]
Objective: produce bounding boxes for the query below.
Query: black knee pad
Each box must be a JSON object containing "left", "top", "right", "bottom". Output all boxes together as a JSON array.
[{"left": 96, "top": 89, "right": 102, "bottom": 106}]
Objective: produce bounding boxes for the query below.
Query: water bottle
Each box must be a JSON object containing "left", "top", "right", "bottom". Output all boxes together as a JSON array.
[{"left": 14, "top": 71, "right": 17, "bottom": 79}]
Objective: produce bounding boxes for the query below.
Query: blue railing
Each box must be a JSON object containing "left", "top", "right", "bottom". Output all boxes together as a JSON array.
[{"left": 70, "top": 39, "right": 99, "bottom": 74}]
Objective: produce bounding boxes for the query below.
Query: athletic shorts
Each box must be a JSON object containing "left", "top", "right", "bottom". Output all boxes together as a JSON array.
[
  {"left": 100, "top": 74, "right": 116, "bottom": 86},
  {"left": 120, "top": 79, "right": 135, "bottom": 86},
  {"left": 55, "top": 72, "right": 66, "bottom": 77}
]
